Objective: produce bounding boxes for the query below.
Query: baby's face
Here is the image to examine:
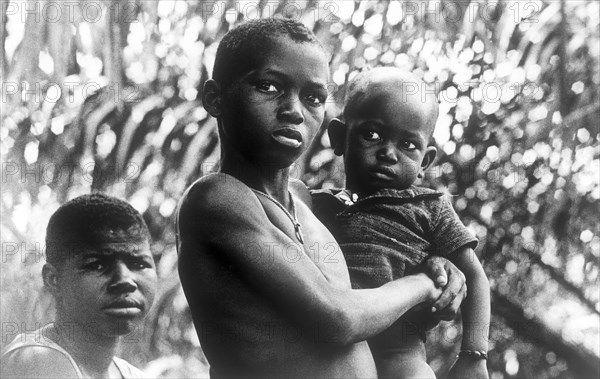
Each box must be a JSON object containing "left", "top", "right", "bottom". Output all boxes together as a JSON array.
[{"left": 343, "top": 88, "right": 436, "bottom": 194}]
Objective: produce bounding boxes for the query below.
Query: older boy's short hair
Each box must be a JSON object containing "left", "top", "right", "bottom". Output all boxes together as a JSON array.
[
  {"left": 45, "top": 193, "right": 150, "bottom": 265},
  {"left": 213, "top": 18, "right": 326, "bottom": 92}
]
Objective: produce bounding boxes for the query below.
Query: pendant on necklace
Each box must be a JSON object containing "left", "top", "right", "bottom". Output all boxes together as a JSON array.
[{"left": 294, "top": 223, "right": 304, "bottom": 244}]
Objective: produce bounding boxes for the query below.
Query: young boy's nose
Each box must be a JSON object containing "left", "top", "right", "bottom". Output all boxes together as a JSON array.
[
  {"left": 108, "top": 262, "right": 138, "bottom": 294},
  {"left": 376, "top": 143, "right": 399, "bottom": 164},
  {"left": 277, "top": 94, "right": 304, "bottom": 125}
]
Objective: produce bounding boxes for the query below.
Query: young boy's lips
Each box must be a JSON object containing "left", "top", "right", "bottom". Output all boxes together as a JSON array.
[
  {"left": 103, "top": 299, "right": 143, "bottom": 317},
  {"left": 272, "top": 128, "right": 303, "bottom": 148},
  {"left": 103, "top": 307, "right": 142, "bottom": 317}
]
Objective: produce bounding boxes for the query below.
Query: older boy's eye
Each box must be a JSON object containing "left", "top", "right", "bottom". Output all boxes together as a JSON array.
[
  {"left": 255, "top": 81, "right": 278, "bottom": 93},
  {"left": 304, "top": 92, "right": 327, "bottom": 106},
  {"left": 362, "top": 130, "right": 381, "bottom": 142},
  {"left": 399, "top": 141, "right": 417, "bottom": 151}
]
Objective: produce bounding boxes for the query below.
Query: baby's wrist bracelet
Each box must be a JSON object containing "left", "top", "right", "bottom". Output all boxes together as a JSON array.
[{"left": 458, "top": 350, "right": 488, "bottom": 360}]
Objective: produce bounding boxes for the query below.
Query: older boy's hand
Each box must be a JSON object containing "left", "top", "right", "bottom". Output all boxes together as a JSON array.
[{"left": 423, "top": 256, "right": 466, "bottom": 321}]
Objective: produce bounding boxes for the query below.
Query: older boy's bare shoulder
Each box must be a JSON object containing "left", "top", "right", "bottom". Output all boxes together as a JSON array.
[
  {"left": 182, "top": 173, "right": 254, "bottom": 210},
  {"left": 1, "top": 346, "right": 78, "bottom": 378},
  {"left": 179, "top": 173, "right": 265, "bottom": 234}
]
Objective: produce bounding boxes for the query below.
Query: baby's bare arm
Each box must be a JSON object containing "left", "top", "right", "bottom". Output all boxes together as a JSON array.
[
  {"left": 449, "top": 247, "right": 490, "bottom": 378},
  {"left": 178, "top": 174, "right": 440, "bottom": 346}
]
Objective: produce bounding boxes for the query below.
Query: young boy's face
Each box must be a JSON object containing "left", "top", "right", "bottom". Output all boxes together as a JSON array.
[
  {"left": 53, "top": 231, "right": 157, "bottom": 337},
  {"left": 337, "top": 85, "right": 437, "bottom": 194},
  {"left": 218, "top": 36, "right": 329, "bottom": 168}
]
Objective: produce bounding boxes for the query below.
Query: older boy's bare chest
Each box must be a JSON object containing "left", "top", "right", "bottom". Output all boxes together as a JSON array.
[{"left": 254, "top": 196, "right": 352, "bottom": 289}]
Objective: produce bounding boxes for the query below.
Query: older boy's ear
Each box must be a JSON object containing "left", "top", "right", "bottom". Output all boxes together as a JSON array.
[
  {"left": 203, "top": 79, "right": 222, "bottom": 117},
  {"left": 419, "top": 146, "right": 437, "bottom": 178},
  {"left": 328, "top": 118, "right": 347, "bottom": 156},
  {"left": 42, "top": 263, "right": 60, "bottom": 294}
]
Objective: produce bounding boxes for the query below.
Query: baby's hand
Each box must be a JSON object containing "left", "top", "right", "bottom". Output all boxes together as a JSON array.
[{"left": 422, "top": 256, "right": 467, "bottom": 319}]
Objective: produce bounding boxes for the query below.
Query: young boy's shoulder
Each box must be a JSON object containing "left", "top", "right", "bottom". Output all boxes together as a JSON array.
[{"left": 2, "top": 340, "right": 80, "bottom": 377}]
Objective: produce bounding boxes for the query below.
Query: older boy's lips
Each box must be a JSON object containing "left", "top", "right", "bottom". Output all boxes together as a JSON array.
[{"left": 272, "top": 128, "right": 303, "bottom": 148}]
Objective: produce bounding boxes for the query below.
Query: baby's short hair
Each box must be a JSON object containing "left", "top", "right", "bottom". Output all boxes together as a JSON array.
[
  {"left": 45, "top": 193, "right": 150, "bottom": 265},
  {"left": 343, "top": 67, "right": 439, "bottom": 139},
  {"left": 213, "top": 18, "right": 325, "bottom": 91}
]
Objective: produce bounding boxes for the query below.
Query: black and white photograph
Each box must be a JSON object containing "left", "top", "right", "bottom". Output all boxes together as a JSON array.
[{"left": 1, "top": 0, "right": 599, "bottom": 378}]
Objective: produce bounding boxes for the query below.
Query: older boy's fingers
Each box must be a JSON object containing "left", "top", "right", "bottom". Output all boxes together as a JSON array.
[
  {"left": 431, "top": 270, "right": 466, "bottom": 312},
  {"left": 431, "top": 281, "right": 467, "bottom": 319}
]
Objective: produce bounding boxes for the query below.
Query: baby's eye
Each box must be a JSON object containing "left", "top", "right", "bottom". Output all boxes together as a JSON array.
[
  {"left": 255, "top": 81, "right": 279, "bottom": 94},
  {"left": 362, "top": 130, "right": 381, "bottom": 142},
  {"left": 399, "top": 141, "right": 417, "bottom": 151}
]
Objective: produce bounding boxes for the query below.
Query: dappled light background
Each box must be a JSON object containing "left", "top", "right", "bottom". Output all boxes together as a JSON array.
[{"left": 1, "top": 0, "right": 599, "bottom": 377}]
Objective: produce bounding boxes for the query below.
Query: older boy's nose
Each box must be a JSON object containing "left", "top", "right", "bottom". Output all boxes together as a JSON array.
[
  {"left": 108, "top": 263, "right": 137, "bottom": 294},
  {"left": 277, "top": 95, "right": 304, "bottom": 125}
]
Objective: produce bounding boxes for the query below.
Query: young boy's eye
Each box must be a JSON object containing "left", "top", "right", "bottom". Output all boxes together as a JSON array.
[
  {"left": 362, "top": 130, "right": 381, "bottom": 142},
  {"left": 128, "top": 259, "right": 152, "bottom": 271},
  {"left": 399, "top": 141, "right": 417, "bottom": 151},
  {"left": 255, "top": 81, "right": 279, "bottom": 94},
  {"left": 84, "top": 261, "right": 106, "bottom": 271}
]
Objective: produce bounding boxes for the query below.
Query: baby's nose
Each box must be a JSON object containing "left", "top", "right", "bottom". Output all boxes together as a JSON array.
[{"left": 376, "top": 144, "right": 399, "bottom": 164}]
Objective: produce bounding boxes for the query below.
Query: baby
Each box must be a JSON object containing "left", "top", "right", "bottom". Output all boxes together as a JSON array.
[{"left": 312, "top": 67, "right": 490, "bottom": 379}]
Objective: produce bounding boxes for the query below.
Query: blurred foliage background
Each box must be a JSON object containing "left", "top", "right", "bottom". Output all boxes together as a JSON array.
[{"left": 1, "top": 0, "right": 599, "bottom": 377}]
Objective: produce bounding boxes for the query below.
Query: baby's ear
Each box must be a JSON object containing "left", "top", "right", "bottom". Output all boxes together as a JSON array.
[
  {"left": 328, "top": 118, "right": 347, "bottom": 156},
  {"left": 419, "top": 146, "right": 437, "bottom": 178},
  {"left": 203, "top": 79, "right": 222, "bottom": 117},
  {"left": 42, "top": 263, "right": 60, "bottom": 295}
]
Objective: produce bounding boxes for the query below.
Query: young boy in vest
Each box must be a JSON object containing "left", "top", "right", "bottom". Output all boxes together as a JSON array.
[{"left": 2, "top": 193, "right": 157, "bottom": 378}]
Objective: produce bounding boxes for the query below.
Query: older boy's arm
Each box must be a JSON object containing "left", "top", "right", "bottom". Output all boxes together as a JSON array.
[
  {"left": 448, "top": 247, "right": 491, "bottom": 379},
  {"left": 179, "top": 177, "right": 440, "bottom": 346}
]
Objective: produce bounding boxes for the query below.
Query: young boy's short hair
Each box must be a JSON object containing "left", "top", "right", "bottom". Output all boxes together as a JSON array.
[
  {"left": 213, "top": 18, "right": 326, "bottom": 91},
  {"left": 45, "top": 193, "right": 150, "bottom": 265}
]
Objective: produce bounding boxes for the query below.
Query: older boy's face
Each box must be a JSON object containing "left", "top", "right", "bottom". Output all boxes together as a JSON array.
[
  {"left": 344, "top": 86, "right": 435, "bottom": 194},
  {"left": 221, "top": 36, "right": 329, "bottom": 168},
  {"left": 56, "top": 232, "right": 157, "bottom": 337}
]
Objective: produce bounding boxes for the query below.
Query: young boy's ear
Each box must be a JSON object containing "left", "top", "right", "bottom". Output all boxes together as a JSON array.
[
  {"left": 328, "top": 118, "right": 347, "bottom": 156},
  {"left": 42, "top": 263, "right": 60, "bottom": 295},
  {"left": 203, "top": 79, "right": 223, "bottom": 117},
  {"left": 418, "top": 146, "right": 437, "bottom": 179}
]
